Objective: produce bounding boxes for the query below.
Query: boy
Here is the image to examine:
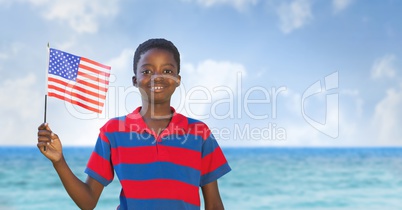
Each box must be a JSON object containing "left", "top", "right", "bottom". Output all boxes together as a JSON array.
[{"left": 37, "top": 38, "right": 231, "bottom": 210}]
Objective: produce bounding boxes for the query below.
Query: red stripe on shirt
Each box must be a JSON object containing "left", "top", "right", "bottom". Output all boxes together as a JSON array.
[
  {"left": 187, "top": 122, "right": 211, "bottom": 140},
  {"left": 99, "top": 131, "right": 110, "bottom": 144},
  {"left": 87, "top": 152, "right": 114, "bottom": 181},
  {"left": 158, "top": 145, "right": 202, "bottom": 170},
  {"left": 111, "top": 145, "right": 202, "bottom": 170},
  {"left": 112, "top": 146, "right": 157, "bottom": 165},
  {"left": 101, "top": 118, "right": 127, "bottom": 133},
  {"left": 120, "top": 179, "right": 200, "bottom": 206},
  {"left": 201, "top": 146, "right": 228, "bottom": 175}
]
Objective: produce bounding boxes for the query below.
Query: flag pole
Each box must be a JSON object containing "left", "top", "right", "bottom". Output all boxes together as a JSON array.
[
  {"left": 44, "top": 42, "right": 49, "bottom": 123},
  {"left": 44, "top": 43, "right": 50, "bottom": 151}
]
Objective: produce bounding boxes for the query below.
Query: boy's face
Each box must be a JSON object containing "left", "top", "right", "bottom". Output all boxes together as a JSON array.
[{"left": 132, "top": 48, "right": 181, "bottom": 105}]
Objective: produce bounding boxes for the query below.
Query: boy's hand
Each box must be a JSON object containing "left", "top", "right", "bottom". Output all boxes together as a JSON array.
[{"left": 37, "top": 123, "right": 63, "bottom": 163}]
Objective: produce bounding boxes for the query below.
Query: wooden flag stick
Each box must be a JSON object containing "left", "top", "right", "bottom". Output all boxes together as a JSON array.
[
  {"left": 44, "top": 43, "right": 50, "bottom": 151},
  {"left": 44, "top": 94, "right": 47, "bottom": 123}
]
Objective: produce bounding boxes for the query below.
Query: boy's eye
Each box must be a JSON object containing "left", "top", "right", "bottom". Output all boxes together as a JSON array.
[
  {"left": 141, "top": 69, "right": 151, "bottom": 74},
  {"left": 163, "top": 69, "right": 173, "bottom": 74}
]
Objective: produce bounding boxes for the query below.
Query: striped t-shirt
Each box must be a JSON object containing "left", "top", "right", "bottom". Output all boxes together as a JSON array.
[{"left": 85, "top": 107, "right": 231, "bottom": 209}]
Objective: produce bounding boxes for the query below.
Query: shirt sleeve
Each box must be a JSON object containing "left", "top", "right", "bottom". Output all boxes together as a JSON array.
[
  {"left": 200, "top": 133, "right": 231, "bottom": 186},
  {"left": 85, "top": 127, "right": 114, "bottom": 186}
]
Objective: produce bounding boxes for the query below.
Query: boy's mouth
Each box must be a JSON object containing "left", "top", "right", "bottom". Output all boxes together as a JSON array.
[{"left": 150, "top": 86, "right": 164, "bottom": 92}]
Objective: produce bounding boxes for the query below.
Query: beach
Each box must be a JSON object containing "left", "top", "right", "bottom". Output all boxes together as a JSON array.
[{"left": 1, "top": 147, "right": 402, "bottom": 210}]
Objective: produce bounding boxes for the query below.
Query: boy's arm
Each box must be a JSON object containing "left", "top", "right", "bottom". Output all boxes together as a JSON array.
[
  {"left": 52, "top": 157, "right": 104, "bottom": 210},
  {"left": 201, "top": 180, "right": 224, "bottom": 210},
  {"left": 37, "top": 123, "right": 104, "bottom": 210}
]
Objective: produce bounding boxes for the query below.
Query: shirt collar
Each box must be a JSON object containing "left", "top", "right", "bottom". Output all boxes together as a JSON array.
[{"left": 125, "top": 106, "right": 188, "bottom": 137}]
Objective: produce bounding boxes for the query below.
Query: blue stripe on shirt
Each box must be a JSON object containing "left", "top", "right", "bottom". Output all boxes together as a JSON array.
[
  {"left": 201, "top": 135, "right": 219, "bottom": 158},
  {"left": 115, "top": 162, "right": 201, "bottom": 187},
  {"left": 118, "top": 197, "right": 200, "bottom": 210},
  {"left": 94, "top": 136, "right": 111, "bottom": 161},
  {"left": 200, "top": 162, "right": 231, "bottom": 186}
]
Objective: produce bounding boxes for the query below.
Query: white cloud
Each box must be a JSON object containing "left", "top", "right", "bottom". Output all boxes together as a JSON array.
[
  {"left": 341, "top": 89, "right": 363, "bottom": 117},
  {"left": 0, "top": 52, "right": 8, "bottom": 65},
  {"left": 190, "top": 0, "right": 258, "bottom": 11},
  {"left": 9, "top": 0, "right": 120, "bottom": 33},
  {"left": 372, "top": 85, "right": 402, "bottom": 145},
  {"left": 0, "top": 74, "right": 42, "bottom": 145},
  {"left": 332, "top": 0, "right": 353, "bottom": 14},
  {"left": 0, "top": 42, "right": 24, "bottom": 62},
  {"left": 371, "top": 54, "right": 397, "bottom": 79},
  {"left": 104, "top": 49, "right": 140, "bottom": 116},
  {"left": 280, "top": 88, "right": 301, "bottom": 115},
  {"left": 276, "top": 0, "right": 313, "bottom": 34},
  {"left": 0, "top": 74, "right": 41, "bottom": 118},
  {"left": 176, "top": 60, "right": 247, "bottom": 119},
  {"left": 106, "top": 49, "right": 133, "bottom": 74},
  {"left": 226, "top": 88, "right": 357, "bottom": 147}
]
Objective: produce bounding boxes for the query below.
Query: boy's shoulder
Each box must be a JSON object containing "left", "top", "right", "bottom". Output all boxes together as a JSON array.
[
  {"left": 175, "top": 112, "right": 208, "bottom": 127},
  {"left": 185, "top": 116, "right": 208, "bottom": 127},
  {"left": 99, "top": 115, "right": 127, "bottom": 132},
  {"left": 180, "top": 115, "right": 213, "bottom": 139},
  {"left": 106, "top": 115, "right": 127, "bottom": 124}
]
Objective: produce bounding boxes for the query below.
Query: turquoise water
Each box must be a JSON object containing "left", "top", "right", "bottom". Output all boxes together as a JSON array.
[{"left": 1, "top": 147, "right": 402, "bottom": 210}]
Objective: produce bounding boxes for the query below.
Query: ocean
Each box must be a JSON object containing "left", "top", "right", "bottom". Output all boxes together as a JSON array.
[{"left": 1, "top": 147, "right": 402, "bottom": 210}]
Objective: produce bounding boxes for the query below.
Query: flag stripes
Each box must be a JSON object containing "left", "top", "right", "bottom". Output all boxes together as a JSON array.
[{"left": 47, "top": 48, "right": 111, "bottom": 113}]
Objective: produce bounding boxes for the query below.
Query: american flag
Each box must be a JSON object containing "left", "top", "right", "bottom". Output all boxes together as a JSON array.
[{"left": 47, "top": 48, "right": 111, "bottom": 113}]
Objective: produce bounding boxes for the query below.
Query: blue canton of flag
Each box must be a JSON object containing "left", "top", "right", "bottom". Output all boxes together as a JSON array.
[{"left": 48, "top": 50, "right": 80, "bottom": 81}]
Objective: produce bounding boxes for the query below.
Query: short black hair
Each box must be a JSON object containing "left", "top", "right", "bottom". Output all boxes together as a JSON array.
[{"left": 133, "top": 38, "right": 180, "bottom": 75}]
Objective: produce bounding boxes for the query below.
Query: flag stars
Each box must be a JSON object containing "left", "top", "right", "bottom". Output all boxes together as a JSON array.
[{"left": 48, "top": 49, "right": 80, "bottom": 81}]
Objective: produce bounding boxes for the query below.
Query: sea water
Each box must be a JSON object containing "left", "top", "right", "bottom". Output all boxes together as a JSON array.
[{"left": 1, "top": 147, "right": 402, "bottom": 210}]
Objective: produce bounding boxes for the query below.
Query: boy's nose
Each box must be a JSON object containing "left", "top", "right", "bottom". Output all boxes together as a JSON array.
[{"left": 151, "top": 74, "right": 165, "bottom": 82}]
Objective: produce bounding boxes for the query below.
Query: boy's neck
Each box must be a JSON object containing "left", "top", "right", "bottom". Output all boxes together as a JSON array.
[{"left": 140, "top": 103, "right": 172, "bottom": 120}]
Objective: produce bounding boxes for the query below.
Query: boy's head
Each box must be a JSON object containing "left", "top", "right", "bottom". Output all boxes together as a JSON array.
[{"left": 133, "top": 38, "right": 180, "bottom": 75}]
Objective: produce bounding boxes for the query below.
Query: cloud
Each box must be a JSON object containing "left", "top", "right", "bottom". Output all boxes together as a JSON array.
[
  {"left": 9, "top": 0, "right": 120, "bottom": 33},
  {"left": 219, "top": 85, "right": 363, "bottom": 147},
  {"left": 372, "top": 85, "right": 402, "bottom": 145},
  {"left": 106, "top": 49, "right": 133, "bottom": 75},
  {"left": 276, "top": 0, "right": 313, "bottom": 34},
  {"left": 188, "top": 0, "right": 258, "bottom": 11},
  {"left": 104, "top": 49, "right": 140, "bottom": 116},
  {"left": 0, "top": 74, "right": 41, "bottom": 118},
  {"left": 340, "top": 89, "right": 363, "bottom": 117},
  {"left": 332, "top": 0, "right": 353, "bottom": 14},
  {"left": 0, "top": 74, "right": 42, "bottom": 145},
  {"left": 176, "top": 60, "right": 247, "bottom": 119},
  {"left": 0, "top": 42, "right": 24, "bottom": 62},
  {"left": 0, "top": 52, "right": 7, "bottom": 61},
  {"left": 371, "top": 54, "right": 397, "bottom": 79}
]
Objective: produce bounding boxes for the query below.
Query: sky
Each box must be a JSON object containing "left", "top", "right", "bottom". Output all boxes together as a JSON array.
[{"left": 0, "top": 0, "right": 401, "bottom": 147}]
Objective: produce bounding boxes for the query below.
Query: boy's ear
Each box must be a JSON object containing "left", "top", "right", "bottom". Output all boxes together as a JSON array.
[
  {"left": 132, "top": 76, "right": 137, "bottom": 87},
  {"left": 176, "top": 75, "right": 181, "bottom": 86}
]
